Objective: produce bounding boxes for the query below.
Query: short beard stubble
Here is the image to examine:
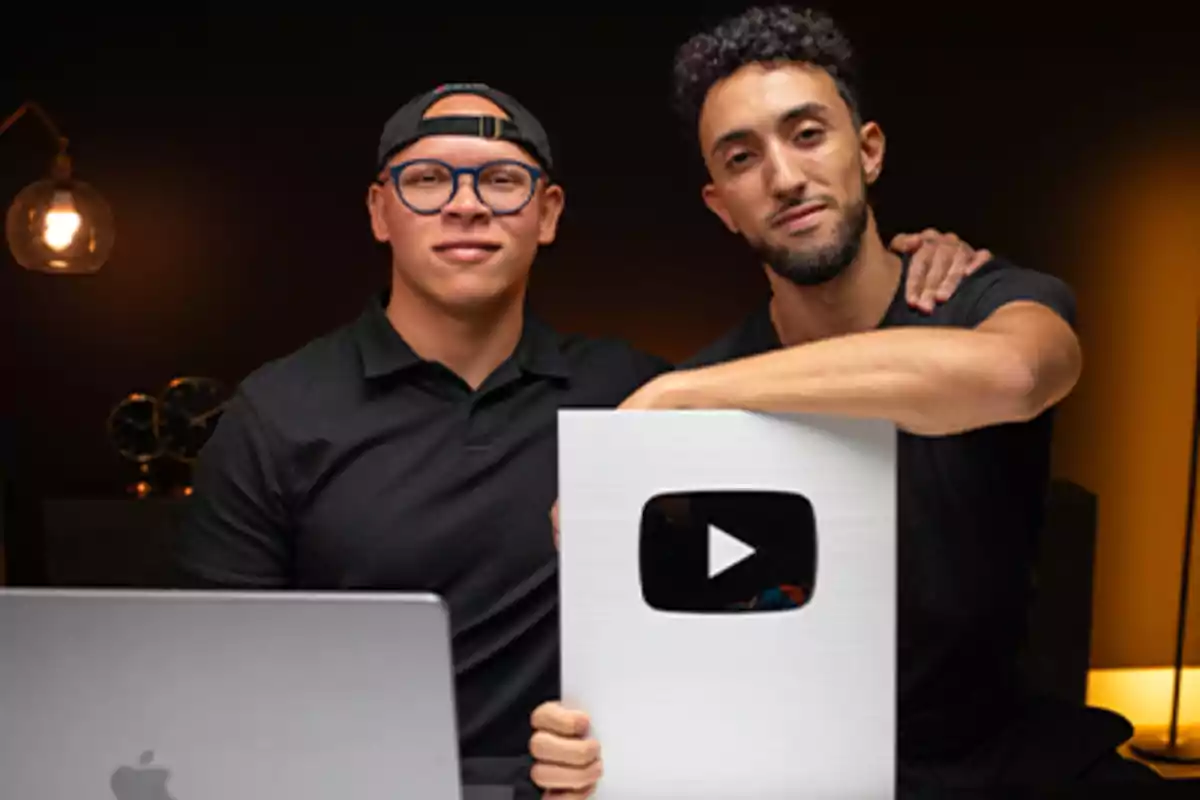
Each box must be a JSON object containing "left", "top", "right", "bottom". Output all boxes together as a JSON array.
[{"left": 754, "top": 187, "right": 870, "bottom": 288}]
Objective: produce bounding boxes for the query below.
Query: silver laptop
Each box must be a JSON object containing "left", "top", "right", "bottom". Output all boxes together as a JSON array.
[{"left": 0, "top": 589, "right": 462, "bottom": 800}]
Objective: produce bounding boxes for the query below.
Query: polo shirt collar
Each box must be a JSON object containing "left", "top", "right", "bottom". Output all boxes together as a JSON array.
[
  {"left": 355, "top": 293, "right": 423, "bottom": 379},
  {"left": 354, "top": 292, "right": 571, "bottom": 381},
  {"left": 513, "top": 314, "right": 571, "bottom": 379}
]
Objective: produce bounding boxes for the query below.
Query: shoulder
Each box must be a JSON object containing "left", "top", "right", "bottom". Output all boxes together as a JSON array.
[
  {"left": 241, "top": 325, "right": 357, "bottom": 406},
  {"left": 556, "top": 332, "right": 673, "bottom": 400},
  {"left": 896, "top": 257, "right": 1076, "bottom": 330},
  {"left": 226, "top": 319, "right": 362, "bottom": 443},
  {"left": 206, "top": 316, "right": 371, "bottom": 476},
  {"left": 964, "top": 257, "right": 1076, "bottom": 325}
]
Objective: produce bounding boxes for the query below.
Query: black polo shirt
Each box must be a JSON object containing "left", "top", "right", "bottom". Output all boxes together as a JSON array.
[
  {"left": 680, "top": 257, "right": 1077, "bottom": 766},
  {"left": 174, "top": 293, "right": 669, "bottom": 782}
]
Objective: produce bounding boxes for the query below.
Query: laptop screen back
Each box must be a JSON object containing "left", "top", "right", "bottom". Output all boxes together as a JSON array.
[{"left": 0, "top": 589, "right": 461, "bottom": 800}]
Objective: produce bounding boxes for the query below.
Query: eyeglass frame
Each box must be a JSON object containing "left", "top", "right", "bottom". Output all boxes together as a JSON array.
[{"left": 376, "top": 158, "right": 546, "bottom": 217}]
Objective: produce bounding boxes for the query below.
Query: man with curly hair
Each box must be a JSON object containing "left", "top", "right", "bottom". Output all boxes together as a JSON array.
[{"left": 528, "top": 6, "right": 1160, "bottom": 795}]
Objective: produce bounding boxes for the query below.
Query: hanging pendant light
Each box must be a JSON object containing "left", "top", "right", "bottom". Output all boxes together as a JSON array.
[{"left": 2, "top": 101, "right": 115, "bottom": 274}]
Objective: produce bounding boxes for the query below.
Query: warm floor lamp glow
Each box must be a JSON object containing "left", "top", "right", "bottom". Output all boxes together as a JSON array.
[
  {"left": 0, "top": 100, "right": 114, "bottom": 274},
  {"left": 1130, "top": 318, "right": 1200, "bottom": 764}
]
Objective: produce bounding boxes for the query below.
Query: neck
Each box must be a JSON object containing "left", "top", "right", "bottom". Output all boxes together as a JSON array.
[
  {"left": 767, "top": 211, "right": 902, "bottom": 347},
  {"left": 385, "top": 277, "right": 525, "bottom": 390}
]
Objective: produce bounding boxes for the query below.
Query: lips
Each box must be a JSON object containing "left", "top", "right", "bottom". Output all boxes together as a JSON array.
[
  {"left": 772, "top": 203, "right": 826, "bottom": 228},
  {"left": 432, "top": 241, "right": 502, "bottom": 264},
  {"left": 433, "top": 241, "right": 502, "bottom": 253}
]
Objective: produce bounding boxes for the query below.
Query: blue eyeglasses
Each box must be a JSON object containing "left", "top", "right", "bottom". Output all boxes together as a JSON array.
[{"left": 381, "top": 158, "right": 543, "bottom": 216}]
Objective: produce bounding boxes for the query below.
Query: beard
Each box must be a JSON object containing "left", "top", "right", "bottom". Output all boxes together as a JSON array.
[{"left": 753, "top": 190, "right": 869, "bottom": 288}]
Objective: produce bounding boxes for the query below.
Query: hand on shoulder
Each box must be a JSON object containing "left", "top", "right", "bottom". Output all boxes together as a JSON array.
[{"left": 890, "top": 228, "right": 993, "bottom": 313}]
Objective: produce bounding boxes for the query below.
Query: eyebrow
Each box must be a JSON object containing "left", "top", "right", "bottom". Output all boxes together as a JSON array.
[{"left": 709, "top": 102, "right": 832, "bottom": 157}]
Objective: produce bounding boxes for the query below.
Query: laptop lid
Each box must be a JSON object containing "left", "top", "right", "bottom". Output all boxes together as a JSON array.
[{"left": 0, "top": 589, "right": 462, "bottom": 800}]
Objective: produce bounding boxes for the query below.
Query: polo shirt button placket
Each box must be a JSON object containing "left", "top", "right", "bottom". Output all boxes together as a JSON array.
[{"left": 463, "top": 394, "right": 494, "bottom": 453}]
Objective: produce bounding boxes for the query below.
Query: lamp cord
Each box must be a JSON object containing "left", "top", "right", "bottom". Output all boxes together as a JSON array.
[{"left": 0, "top": 101, "right": 69, "bottom": 153}]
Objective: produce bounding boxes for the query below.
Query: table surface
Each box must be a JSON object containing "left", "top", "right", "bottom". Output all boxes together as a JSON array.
[{"left": 1120, "top": 742, "right": 1200, "bottom": 780}]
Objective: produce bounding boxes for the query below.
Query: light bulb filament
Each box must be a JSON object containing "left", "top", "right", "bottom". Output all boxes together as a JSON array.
[{"left": 42, "top": 190, "right": 82, "bottom": 252}]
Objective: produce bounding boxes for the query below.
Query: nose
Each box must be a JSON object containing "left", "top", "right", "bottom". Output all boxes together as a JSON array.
[
  {"left": 763, "top": 141, "right": 807, "bottom": 199},
  {"left": 442, "top": 173, "right": 490, "bottom": 220}
]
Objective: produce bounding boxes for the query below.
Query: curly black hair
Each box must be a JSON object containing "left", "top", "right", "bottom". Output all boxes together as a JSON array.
[{"left": 672, "top": 5, "right": 862, "bottom": 134}]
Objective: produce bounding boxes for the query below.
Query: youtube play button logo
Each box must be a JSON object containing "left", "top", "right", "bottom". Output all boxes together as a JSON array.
[
  {"left": 709, "top": 522, "right": 756, "bottom": 579},
  {"left": 638, "top": 489, "right": 817, "bottom": 614}
]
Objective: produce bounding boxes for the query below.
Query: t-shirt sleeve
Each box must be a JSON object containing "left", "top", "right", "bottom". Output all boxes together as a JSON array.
[
  {"left": 171, "top": 389, "right": 292, "bottom": 588},
  {"left": 954, "top": 258, "right": 1077, "bottom": 329}
]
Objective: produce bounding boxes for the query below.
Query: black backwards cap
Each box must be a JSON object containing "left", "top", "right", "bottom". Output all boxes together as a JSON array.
[{"left": 375, "top": 83, "right": 554, "bottom": 176}]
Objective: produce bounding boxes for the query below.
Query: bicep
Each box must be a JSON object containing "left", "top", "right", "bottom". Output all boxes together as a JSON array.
[{"left": 172, "top": 392, "right": 292, "bottom": 589}]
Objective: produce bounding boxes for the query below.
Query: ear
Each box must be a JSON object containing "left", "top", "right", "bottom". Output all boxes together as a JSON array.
[
  {"left": 701, "top": 182, "right": 739, "bottom": 234},
  {"left": 367, "top": 182, "right": 390, "bottom": 243},
  {"left": 536, "top": 183, "right": 566, "bottom": 245},
  {"left": 859, "top": 121, "right": 886, "bottom": 186}
]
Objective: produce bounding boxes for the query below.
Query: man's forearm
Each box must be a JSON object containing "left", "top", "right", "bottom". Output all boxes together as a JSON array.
[{"left": 665, "top": 327, "right": 1043, "bottom": 436}]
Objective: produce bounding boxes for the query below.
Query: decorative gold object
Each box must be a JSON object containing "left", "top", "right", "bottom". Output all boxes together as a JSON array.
[{"left": 105, "top": 393, "right": 164, "bottom": 497}]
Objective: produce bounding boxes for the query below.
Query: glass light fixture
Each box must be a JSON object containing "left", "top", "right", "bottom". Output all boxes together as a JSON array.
[{"left": 1, "top": 101, "right": 115, "bottom": 274}]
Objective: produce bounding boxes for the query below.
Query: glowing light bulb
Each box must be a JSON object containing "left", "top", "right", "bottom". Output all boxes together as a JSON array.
[
  {"left": 1, "top": 103, "right": 116, "bottom": 273},
  {"left": 6, "top": 177, "right": 114, "bottom": 274},
  {"left": 42, "top": 190, "right": 82, "bottom": 251}
]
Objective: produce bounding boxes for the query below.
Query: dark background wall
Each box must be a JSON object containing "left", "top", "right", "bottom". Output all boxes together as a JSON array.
[{"left": 1, "top": 5, "right": 1196, "bottom": 668}]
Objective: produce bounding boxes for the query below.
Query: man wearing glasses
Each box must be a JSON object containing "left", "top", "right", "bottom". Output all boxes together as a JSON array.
[{"left": 174, "top": 83, "right": 989, "bottom": 796}]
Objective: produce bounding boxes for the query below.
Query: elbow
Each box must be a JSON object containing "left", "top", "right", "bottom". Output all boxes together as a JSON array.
[
  {"left": 997, "top": 359, "right": 1042, "bottom": 422},
  {"left": 991, "top": 344, "right": 1079, "bottom": 423}
]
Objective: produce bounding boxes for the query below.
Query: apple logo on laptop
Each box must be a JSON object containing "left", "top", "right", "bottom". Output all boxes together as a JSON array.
[{"left": 110, "top": 750, "right": 176, "bottom": 800}]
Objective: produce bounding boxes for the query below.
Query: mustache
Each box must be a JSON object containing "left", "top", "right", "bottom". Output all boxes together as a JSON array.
[{"left": 767, "top": 195, "right": 837, "bottom": 227}]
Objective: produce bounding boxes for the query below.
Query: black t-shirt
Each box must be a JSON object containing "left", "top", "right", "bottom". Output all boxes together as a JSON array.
[
  {"left": 174, "top": 294, "right": 670, "bottom": 788},
  {"left": 681, "top": 257, "right": 1077, "bottom": 761}
]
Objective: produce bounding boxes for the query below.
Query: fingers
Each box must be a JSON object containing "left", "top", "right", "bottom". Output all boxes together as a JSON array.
[
  {"left": 918, "top": 232, "right": 959, "bottom": 308},
  {"left": 531, "top": 701, "right": 591, "bottom": 738},
  {"left": 932, "top": 246, "right": 992, "bottom": 303},
  {"left": 966, "top": 247, "right": 993, "bottom": 275},
  {"left": 903, "top": 228, "right": 949, "bottom": 310},
  {"left": 889, "top": 232, "right": 922, "bottom": 253},
  {"left": 932, "top": 244, "right": 980, "bottom": 302},
  {"left": 529, "top": 702, "right": 601, "bottom": 793},
  {"left": 550, "top": 499, "right": 560, "bottom": 549},
  {"left": 902, "top": 228, "right": 940, "bottom": 306},
  {"left": 531, "top": 757, "right": 603, "bottom": 794},
  {"left": 530, "top": 730, "right": 601, "bottom": 767},
  {"left": 529, "top": 714, "right": 601, "bottom": 793},
  {"left": 902, "top": 229, "right": 994, "bottom": 311}
]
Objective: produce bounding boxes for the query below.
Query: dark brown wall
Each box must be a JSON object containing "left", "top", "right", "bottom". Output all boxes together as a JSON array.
[{"left": 2, "top": 6, "right": 1196, "bottom": 667}]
